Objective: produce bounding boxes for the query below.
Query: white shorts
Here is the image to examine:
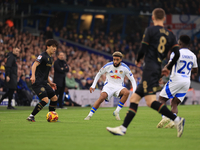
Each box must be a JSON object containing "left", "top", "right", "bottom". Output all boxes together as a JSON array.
[
  {"left": 159, "top": 79, "right": 190, "bottom": 102},
  {"left": 101, "top": 83, "right": 125, "bottom": 101}
]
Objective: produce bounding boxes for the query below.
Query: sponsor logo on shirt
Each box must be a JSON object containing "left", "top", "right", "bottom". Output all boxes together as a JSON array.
[
  {"left": 37, "top": 55, "right": 42, "bottom": 60},
  {"left": 110, "top": 75, "right": 121, "bottom": 79}
]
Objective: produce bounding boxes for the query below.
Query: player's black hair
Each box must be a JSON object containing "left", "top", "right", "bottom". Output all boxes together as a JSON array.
[
  {"left": 46, "top": 39, "right": 58, "bottom": 47},
  {"left": 179, "top": 35, "right": 190, "bottom": 46}
]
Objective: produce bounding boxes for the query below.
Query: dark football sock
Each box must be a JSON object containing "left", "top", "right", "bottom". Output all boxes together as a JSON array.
[
  {"left": 151, "top": 101, "right": 176, "bottom": 120},
  {"left": 49, "top": 101, "right": 57, "bottom": 111},
  {"left": 8, "top": 89, "right": 14, "bottom": 107},
  {"left": 31, "top": 101, "right": 47, "bottom": 116},
  {"left": 122, "top": 103, "right": 138, "bottom": 128}
]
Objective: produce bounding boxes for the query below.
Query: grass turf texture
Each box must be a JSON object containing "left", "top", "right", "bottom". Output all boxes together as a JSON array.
[{"left": 0, "top": 105, "right": 200, "bottom": 150}]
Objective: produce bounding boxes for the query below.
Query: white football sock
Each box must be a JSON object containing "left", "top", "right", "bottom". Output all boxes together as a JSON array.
[
  {"left": 162, "top": 115, "right": 166, "bottom": 119},
  {"left": 88, "top": 111, "right": 94, "bottom": 117},
  {"left": 174, "top": 116, "right": 180, "bottom": 124},
  {"left": 115, "top": 106, "right": 122, "bottom": 113},
  {"left": 120, "top": 125, "right": 127, "bottom": 132}
]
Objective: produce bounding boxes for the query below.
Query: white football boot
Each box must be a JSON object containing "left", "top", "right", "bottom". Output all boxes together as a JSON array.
[
  {"left": 106, "top": 126, "right": 125, "bottom": 136},
  {"left": 84, "top": 116, "right": 91, "bottom": 120},
  {"left": 164, "top": 121, "right": 175, "bottom": 128},
  {"left": 113, "top": 111, "right": 121, "bottom": 120},
  {"left": 175, "top": 117, "right": 185, "bottom": 137},
  {"left": 157, "top": 117, "right": 170, "bottom": 128}
]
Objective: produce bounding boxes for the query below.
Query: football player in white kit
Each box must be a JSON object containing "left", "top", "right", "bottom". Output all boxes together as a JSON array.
[
  {"left": 84, "top": 51, "right": 137, "bottom": 120},
  {"left": 157, "top": 35, "right": 198, "bottom": 128}
]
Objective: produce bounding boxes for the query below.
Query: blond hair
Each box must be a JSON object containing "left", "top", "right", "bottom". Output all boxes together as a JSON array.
[{"left": 112, "top": 51, "right": 123, "bottom": 58}]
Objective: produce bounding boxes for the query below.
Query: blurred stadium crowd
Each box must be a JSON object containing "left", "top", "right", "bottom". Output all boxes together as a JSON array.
[
  {"left": 0, "top": 0, "right": 200, "bottom": 106},
  {"left": 61, "top": 0, "right": 200, "bottom": 15},
  {"left": 2, "top": 0, "right": 200, "bottom": 15},
  {"left": 0, "top": 22, "right": 142, "bottom": 105}
]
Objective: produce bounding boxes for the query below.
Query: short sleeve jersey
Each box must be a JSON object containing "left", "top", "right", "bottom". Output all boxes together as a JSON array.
[
  {"left": 99, "top": 62, "right": 133, "bottom": 86},
  {"left": 34, "top": 52, "right": 53, "bottom": 84},
  {"left": 142, "top": 26, "right": 179, "bottom": 70},
  {"left": 169, "top": 48, "right": 198, "bottom": 80}
]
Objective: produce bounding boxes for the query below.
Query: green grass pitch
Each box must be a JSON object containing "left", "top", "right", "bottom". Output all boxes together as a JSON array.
[{"left": 0, "top": 105, "right": 200, "bottom": 150}]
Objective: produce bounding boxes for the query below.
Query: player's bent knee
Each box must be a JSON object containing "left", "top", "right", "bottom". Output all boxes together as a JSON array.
[
  {"left": 129, "top": 93, "right": 141, "bottom": 103},
  {"left": 146, "top": 101, "right": 152, "bottom": 107},
  {"left": 41, "top": 97, "right": 49, "bottom": 103},
  {"left": 171, "top": 97, "right": 181, "bottom": 105},
  {"left": 124, "top": 90, "right": 130, "bottom": 96},
  {"left": 145, "top": 98, "right": 156, "bottom": 107},
  {"left": 51, "top": 95, "right": 58, "bottom": 102}
]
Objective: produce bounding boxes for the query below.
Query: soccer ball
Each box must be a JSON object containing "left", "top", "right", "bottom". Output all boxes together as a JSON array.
[{"left": 46, "top": 111, "right": 59, "bottom": 122}]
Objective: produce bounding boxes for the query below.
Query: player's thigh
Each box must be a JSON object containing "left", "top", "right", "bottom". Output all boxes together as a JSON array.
[
  {"left": 159, "top": 83, "right": 170, "bottom": 99},
  {"left": 129, "top": 93, "right": 142, "bottom": 104},
  {"left": 137, "top": 69, "right": 160, "bottom": 96},
  {"left": 118, "top": 87, "right": 130, "bottom": 97},
  {"left": 101, "top": 84, "right": 115, "bottom": 100},
  {"left": 171, "top": 97, "right": 181, "bottom": 105},
  {"left": 160, "top": 80, "right": 182, "bottom": 99},
  {"left": 32, "top": 84, "right": 48, "bottom": 101},
  {"left": 167, "top": 80, "right": 189, "bottom": 100},
  {"left": 99, "top": 92, "right": 108, "bottom": 101},
  {"left": 45, "top": 84, "right": 57, "bottom": 100},
  {"left": 144, "top": 94, "right": 157, "bottom": 107},
  {"left": 174, "top": 81, "right": 190, "bottom": 102},
  {"left": 135, "top": 83, "right": 144, "bottom": 98},
  {"left": 113, "top": 86, "right": 128, "bottom": 98}
]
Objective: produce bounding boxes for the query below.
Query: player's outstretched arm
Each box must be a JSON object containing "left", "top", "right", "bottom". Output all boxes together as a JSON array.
[
  {"left": 126, "top": 71, "right": 137, "bottom": 93},
  {"left": 89, "top": 87, "right": 95, "bottom": 93},
  {"left": 90, "top": 68, "right": 105, "bottom": 91}
]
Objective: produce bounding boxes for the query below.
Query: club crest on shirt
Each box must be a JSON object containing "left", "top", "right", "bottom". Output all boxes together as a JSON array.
[
  {"left": 119, "top": 70, "right": 123, "bottom": 74},
  {"left": 41, "top": 87, "right": 45, "bottom": 92}
]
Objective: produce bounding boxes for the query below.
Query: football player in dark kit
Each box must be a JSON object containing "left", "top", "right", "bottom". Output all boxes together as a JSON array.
[
  {"left": 107, "top": 8, "right": 185, "bottom": 137},
  {"left": 27, "top": 39, "right": 58, "bottom": 122}
]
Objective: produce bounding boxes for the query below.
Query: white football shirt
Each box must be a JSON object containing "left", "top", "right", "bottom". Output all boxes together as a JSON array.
[
  {"left": 169, "top": 48, "right": 198, "bottom": 81},
  {"left": 91, "top": 62, "right": 137, "bottom": 92}
]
